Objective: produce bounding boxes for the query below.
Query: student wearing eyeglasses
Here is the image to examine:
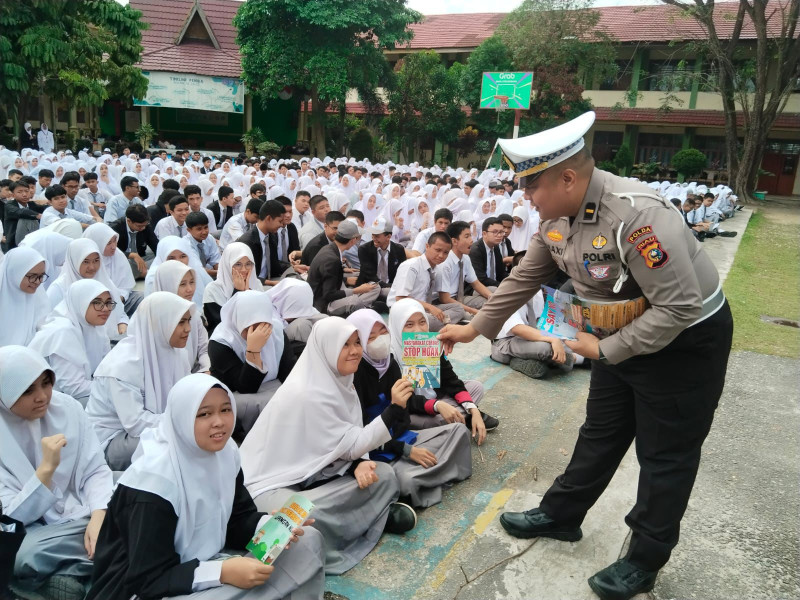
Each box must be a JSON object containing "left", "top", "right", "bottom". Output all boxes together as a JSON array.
[{"left": 0, "top": 247, "right": 52, "bottom": 347}]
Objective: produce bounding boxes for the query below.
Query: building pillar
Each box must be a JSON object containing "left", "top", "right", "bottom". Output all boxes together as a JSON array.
[
  {"left": 689, "top": 58, "right": 703, "bottom": 110},
  {"left": 245, "top": 94, "right": 253, "bottom": 132},
  {"left": 68, "top": 106, "right": 78, "bottom": 136},
  {"left": 140, "top": 106, "right": 149, "bottom": 126},
  {"left": 622, "top": 124, "right": 639, "bottom": 164},
  {"left": 628, "top": 50, "right": 648, "bottom": 108}
]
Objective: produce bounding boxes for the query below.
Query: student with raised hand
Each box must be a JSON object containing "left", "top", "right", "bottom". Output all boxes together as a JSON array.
[
  {"left": 29, "top": 280, "right": 112, "bottom": 407},
  {"left": 388, "top": 298, "right": 499, "bottom": 438},
  {"left": 153, "top": 260, "right": 211, "bottom": 374},
  {"left": 203, "top": 242, "right": 263, "bottom": 334},
  {"left": 209, "top": 291, "right": 295, "bottom": 437},
  {"left": 86, "top": 292, "right": 195, "bottom": 471},
  {"left": 265, "top": 278, "right": 326, "bottom": 358},
  {"left": 0, "top": 247, "right": 51, "bottom": 347},
  {"left": 240, "top": 317, "right": 417, "bottom": 575},
  {"left": 347, "top": 309, "right": 472, "bottom": 508},
  {"left": 0, "top": 345, "right": 113, "bottom": 600},
  {"left": 87, "top": 374, "right": 325, "bottom": 600}
]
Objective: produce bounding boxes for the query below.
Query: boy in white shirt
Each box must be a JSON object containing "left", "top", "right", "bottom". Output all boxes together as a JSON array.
[
  {"left": 185, "top": 211, "right": 221, "bottom": 278},
  {"left": 41, "top": 185, "right": 98, "bottom": 229},
  {"left": 154, "top": 195, "right": 191, "bottom": 240},
  {"left": 437, "top": 220, "right": 493, "bottom": 319}
]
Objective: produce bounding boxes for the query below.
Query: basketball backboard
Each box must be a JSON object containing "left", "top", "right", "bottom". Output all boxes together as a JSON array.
[{"left": 479, "top": 72, "right": 533, "bottom": 110}]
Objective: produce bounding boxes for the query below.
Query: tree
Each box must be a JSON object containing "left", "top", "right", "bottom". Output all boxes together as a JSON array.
[
  {"left": 497, "top": 0, "right": 617, "bottom": 133},
  {"left": 383, "top": 51, "right": 466, "bottom": 163},
  {"left": 659, "top": 1, "right": 800, "bottom": 201},
  {"left": 0, "top": 0, "right": 148, "bottom": 147},
  {"left": 614, "top": 144, "right": 635, "bottom": 176},
  {"left": 672, "top": 148, "right": 708, "bottom": 180},
  {"left": 235, "top": 0, "right": 421, "bottom": 158},
  {"left": 350, "top": 127, "right": 374, "bottom": 160},
  {"left": 460, "top": 36, "right": 516, "bottom": 140}
]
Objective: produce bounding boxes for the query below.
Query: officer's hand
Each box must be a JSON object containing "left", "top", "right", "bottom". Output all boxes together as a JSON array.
[
  {"left": 437, "top": 323, "right": 479, "bottom": 355},
  {"left": 565, "top": 332, "right": 600, "bottom": 361}
]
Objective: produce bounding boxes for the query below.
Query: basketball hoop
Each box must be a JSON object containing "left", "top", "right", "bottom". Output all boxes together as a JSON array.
[{"left": 494, "top": 95, "right": 510, "bottom": 110}]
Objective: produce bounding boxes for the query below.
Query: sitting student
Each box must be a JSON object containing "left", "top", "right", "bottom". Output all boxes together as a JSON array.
[
  {"left": 388, "top": 298, "right": 498, "bottom": 434},
  {"left": 298, "top": 194, "right": 331, "bottom": 249},
  {"left": 185, "top": 211, "right": 221, "bottom": 278},
  {"left": 357, "top": 216, "right": 407, "bottom": 303},
  {"left": 207, "top": 185, "right": 242, "bottom": 232},
  {"left": 265, "top": 278, "right": 326, "bottom": 358},
  {"left": 497, "top": 213, "right": 516, "bottom": 270},
  {"left": 154, "top": 194, "right": 192, "bottom": 240},
  {"left": 1, "top": 345, "right": 113, "bottom": 600},
  {"left": 46, "top": 238, "right": 129, "bottom": 338},
  {"left": 301, "top": 210, "right": 342, "bottom": 266},
  {"left": 489, "top": 257, "right": 580, "bottom": 379},
  {"left": 104, "top": 176, "right": 143, "bottom": 224},
  {"left": 240, "top": 317, "right": 417, "bottom": 575},
  {"left": 209, "top": 291, "right": 295, "bottom": 436},
  {"left": 5, "top": 181, "right": 47, "bottom": 248},
  {"left": 79, "top": 172, "right": 113, "bottom": 219},
  {"left": 82, "top": 222, "right": 142, "bottom": 316},
  {"left": 409, "top": 208, "right": 453, "bottom": 257},
  {"left": 307, "top": 220, "right": 381, "bottom": 316},
  {"left": 153, "top": 261, "right": 210, "bottom": 374},
  {"left": 509, "top": 205, "right": 534, "bottom": 252},
  {"left": 87, "top": 374, "right": 325, "bottom": 600},
  {"left": 40, "top": 185, "right": 96, "bottom": 229},
  {"left": 184, "top": 183, "right": 217, "bottom": 235},
  {"left": 17, "top": 228, "right": 72, "bottom": 290},
  {"left": 347, "top": 309, "right": 472, "bottom": 508},
  {"left": 146, "top": 189, "right": 178, "bottom": 229},
  {"left": 219, "top": 198, "right": 262, "bottom": 250},
  {"left": 290, "top": 190, "right": 312, "bottom": 231},
  {"left": 274, "top": 196, "right": 302, "bottom": 274},
  {"left": 29, "top": 280, "right": 112, "bottom": 407},
  {"left": 86, "top": 292, "right": 195, "bottom": 471},
  {"left": 109, "top": 203, "right": 158, "bottom": 280},
  {"left": 438, "top": 221, "right": 494, "bottom": 318},
  {"left": 203, "top": 242, "right": 263, "bottom": 334},
  {"left": 387, "top": 231, "right": 463, "bottom": 331},
  {"left": 236, "top": 200, "right": 287, "bottom": 286},
  {"left": 469, "top": 217, "right": 509, "bottom": 288},
  {"left": 145, "top": 236, "right": 211, "bottom": 308},
  {"left": 690, "top": 194, "right": 737, "bottom": 238},
  {"left": 0, "top": 247, "right": 51, "bottom": 347}
]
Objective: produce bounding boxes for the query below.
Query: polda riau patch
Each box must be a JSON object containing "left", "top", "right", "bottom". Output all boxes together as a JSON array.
[
  {"left": 627, "top": 225, "right": 653, "bottom": 244},
  {"left": 635, "top": 236, "right": 669, "bottom": 268}
]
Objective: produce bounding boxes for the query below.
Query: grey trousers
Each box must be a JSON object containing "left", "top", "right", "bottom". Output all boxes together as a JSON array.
[
  {"left": 13, "top": 518, "right": 92, "bottom": 589},
  {"left": 408, "top": 379, "right": 484, "bottom": 430},
  {"left": 105, "top": 431, "right": 141, "bottom": 471},
  {"left": 233, "top": 379, "right": 283, "bottom": 436},
  {"left": 253, "top": 462, "right": 399, "bottom": 575},
  {"left": 326, "top": 285, "right": 381, "bottom": 317},
  {"left": 285, "top": 315, "right": 327, "bottom": 344},
  {"left": 427, "top": 302, "right": 465, "bottom": 331},
  {"left": 490, "top": 337, "right": 574, "bottom": 371},
  {"left": 124, "top": 290, "right": 144, "bottom": 317},
  {"left": 167, "top": 528, "right": 326, "bottom": 600}
]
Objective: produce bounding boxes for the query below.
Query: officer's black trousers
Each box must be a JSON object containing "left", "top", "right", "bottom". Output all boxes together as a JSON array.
[{"left": 540, "top": 301, "right": 733, "bottom": 571}]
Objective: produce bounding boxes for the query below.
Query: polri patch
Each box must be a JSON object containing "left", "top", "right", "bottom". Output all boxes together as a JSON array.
[
  {"left": 627, "top": 225, "right": 653, "bottom": 244},
  {"left": 588, "top": 265, "right": 611, "bottom": 279},
  {"left": 547, "top": 230, "right": 564, "bottom": 242},
  {"left": 592, "top": 234, "right": 607, "bottom": 249},
  {"left": 635, "top": 236, "right": 669, "bottom": 269}
]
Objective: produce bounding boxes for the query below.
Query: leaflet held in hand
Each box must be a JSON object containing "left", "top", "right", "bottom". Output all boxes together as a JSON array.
[
  {"left": 401, "top": 331, "right": 441, "bottom": 389},
  {"left": 247, "top": 493, "right": 314, "bottom": 565}
]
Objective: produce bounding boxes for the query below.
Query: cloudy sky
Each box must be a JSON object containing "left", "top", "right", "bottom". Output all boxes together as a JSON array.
[{"left": 407, "top": 0, "right": 659, "bottom": 13}]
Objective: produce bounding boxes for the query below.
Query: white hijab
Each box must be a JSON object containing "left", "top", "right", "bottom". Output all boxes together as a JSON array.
[
  {"left": 0, "top": 247, "right": 51, "bottom": 347},
  {"left": 29, "top": 279, "right": 111, "bottom": 378},
  {"left": 82, "top": 222, "right": 135, "bottom": 295},
  {"left": 118, "top": 374, "right": 239, "bottom": 562},
  {"left": 509, "top": 205, "right": 532, "bottom": 252},
  {"left": 388, "top": 298, "right": 428, "bottom": 364},
  {"left": 202, "top": 242, "right": 260, "bottom": 307},
  {"left": 347, "top": 308, "right": 390, "bottom": 377},
  {"left": 0, "top": 345, "right": 111, "bottom": 525},
  {"left": 41, "top": 218, "right": 83, "bottom": 239},
  {"left": 18, "top": 231, "right": 72, "bottom": 289},
  {"left": 93, "top": 292, "right": 194, "bottom": 413},
  {"left": 241, "top": 317, "right": 389, "bottom": 496},
  {"left": 210, "top": 290, "right": 284, "bottom": 386},
  {"left": 265, "top": 278, "right": 319, "bottom": 325},
  {"left": 145, "top": 236, "right": 211, "bottom": 307}
]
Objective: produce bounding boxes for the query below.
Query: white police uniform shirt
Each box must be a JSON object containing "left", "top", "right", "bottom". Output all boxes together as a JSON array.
[
  {"left": 437, "top": 250, "right": 478, "bottom": 297},
  {"left": 387, "top": 254, "right": 441, "bottom": 306}
]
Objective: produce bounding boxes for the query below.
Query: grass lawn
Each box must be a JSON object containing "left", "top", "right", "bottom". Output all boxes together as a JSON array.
[{"left": 723, "top": 210, "right": 800, "bottom": 358}]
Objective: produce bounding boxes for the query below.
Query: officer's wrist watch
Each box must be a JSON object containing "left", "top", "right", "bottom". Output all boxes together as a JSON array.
[{"left": 597, "top": 346, "right": 608, "bottom": 365}]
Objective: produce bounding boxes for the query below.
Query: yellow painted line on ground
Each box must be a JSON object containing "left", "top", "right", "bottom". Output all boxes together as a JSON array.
[{"left": 429, "top": 488, "right": 515, "bottom": 590}]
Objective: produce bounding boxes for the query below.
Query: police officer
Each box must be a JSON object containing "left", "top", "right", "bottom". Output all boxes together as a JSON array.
[{"left": 439, "top": 111, "right": 733, "bottom": 600}]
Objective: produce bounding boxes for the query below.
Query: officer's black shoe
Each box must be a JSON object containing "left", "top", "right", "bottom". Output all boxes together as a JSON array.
[
  {"left": 465, "top": 411, "right": 500, "bottom": 431},
  {"left": 509, "top": 357, "right": 549, "bottom": 379},
  {"left": 499, "top": 507, "right": 583, "bottom": 541},
  {"left": 384, "top": 502, "right": 417, "bottom": 534},
  {"left": 718, "top": 230, "right": 738, "bottom": 237},
  {"left": 587, "top": 558, "right": 658, "bottom": 600}
]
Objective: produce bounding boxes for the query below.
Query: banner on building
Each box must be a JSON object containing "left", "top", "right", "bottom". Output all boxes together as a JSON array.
[{"left": 134, "top": 71, "right": 244, "bottom": 114}]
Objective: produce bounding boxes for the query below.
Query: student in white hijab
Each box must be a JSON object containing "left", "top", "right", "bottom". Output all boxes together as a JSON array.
[
  {"left": 347, "top": 309, "right": 471, "bottom": 508},
  {"left": 86, "top": 292, "right": 195, "bottom": 471},
  {"left": 87, "top": 373, "right": 325, "bottom": 600},
  {"left": 37, "top": 123, "right": 55, "bottom": 154},
  {"left": 152, "top": 260, "right": 210, "bottom": 374},
  {"left": 82, "top": 222, "right": 141, "bottom": 316},
  {"left": 46, "top": 238, "right": 129, "bottom": 338},
  {"left": 39, "top": 217, "right": 83, "bottom": 240},
  {"left": 0, "top": 247, "right": 52, "bottom": 347},
  {"left": 265, "top": 278, "right": 325, "bottom": 357},
  {"left": 29, "top": 280, "right": 112, "bottom": 406},
  {"left": 203, "top": 242, "right": 262, "bottom": 332},
  {"left": 144, "top": 235, "right": 211, "bottom": 308},
  {"left": 0, "top": 345, "right": 113, "bottom": 599},
  {"left": 509, "top": 205, "right": 534, "bottom": 252},
  {"left": 241, "top": 317, "right": 417, "bottom": 575},
  {"left": 18, "top": 230, "right": 72, "bottom": 289},
  {"left": 209, "top": 291, "right": 294, "bottom": 436},
  {"left": 388, "top": 299, "right": 497, "bottom": 436}
]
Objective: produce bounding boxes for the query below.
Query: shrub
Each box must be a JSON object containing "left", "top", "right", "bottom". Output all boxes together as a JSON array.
[
  {"left": 350, "top": 127, "right": 374, "bottom": 160},
  {"left": 597, "top": 160, "right": 619, "bottom": 175},
  {"left": 613, "top": 144, "right": 634, "bottom": 175},
  {"left": 672, "top": 148, "right": 708, "bottom": 178}
]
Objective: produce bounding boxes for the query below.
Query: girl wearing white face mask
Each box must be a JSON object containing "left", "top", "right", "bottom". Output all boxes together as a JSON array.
[{"left": 347, "top": 309, "right": 472, "bottom": 508}]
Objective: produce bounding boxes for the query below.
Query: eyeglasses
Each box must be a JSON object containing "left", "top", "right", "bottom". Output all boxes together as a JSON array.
[
  {"left": 233, "top": 261, "right": 255, "bottom": 270},
  {"left": 488, "top": 229, "right": 506, "bottom": 236},
  {"left": 90, "top": 299, "right": 118, "bottom": 311},
  {"left": 25, "top": 273, "right": 49, "bottom": 284}
]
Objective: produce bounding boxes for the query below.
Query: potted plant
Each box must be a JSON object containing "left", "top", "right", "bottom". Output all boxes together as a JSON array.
[
  {"left": 135, "top": 123, "right": 156, "bottom": 151},
  {"left": 255, "top": 140, "right": 281, "bottom": 159},
  {"left": 242, "top": 127, "right": 265, "bottom": 156},
  {"left": 671, "top": 148, "right": 708, "bottom": 182}
]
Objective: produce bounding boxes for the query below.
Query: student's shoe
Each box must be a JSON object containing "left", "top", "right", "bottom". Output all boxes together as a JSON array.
[
  {"left": 695, "top": 231, "right": 706, "bottom": 242},
  {"left": 735, "top": 205, "right": 744, "bottom": 211},
  {"left": 499, "top": 507, "right": 583, "bottom": 541},
  {"left": 467, "top": 410, "right": 500, "bottom": 431},
  {"left": 718, "top": 230, "right": 738, "bottom": 237},
  {"left": 32, "top": 576, "right": 86, "bottom": 600},
  {"left": 372, "top": 300, "right": 389, "bottom": 314},
  {"left": 509, "top": 357, "right": 549, "bottom": 379},
  {"left": 587, "top": 558, "right": 658, "bottom": 600},
  {"left": 384, "top": 502, "right": 417, "bottom": 534}
]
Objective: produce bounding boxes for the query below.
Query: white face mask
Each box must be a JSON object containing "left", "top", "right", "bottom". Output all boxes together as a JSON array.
[{"left": 366, "top": 334, "right": 391, "bottom": 361}]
